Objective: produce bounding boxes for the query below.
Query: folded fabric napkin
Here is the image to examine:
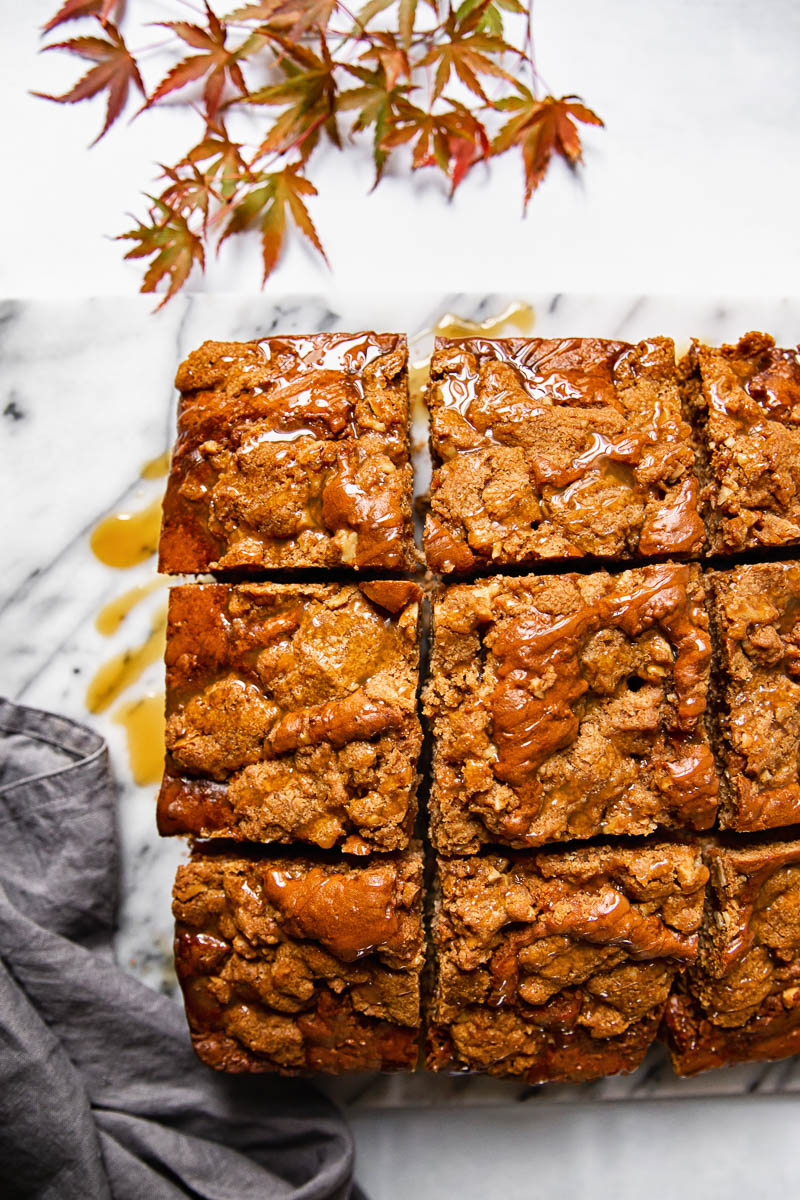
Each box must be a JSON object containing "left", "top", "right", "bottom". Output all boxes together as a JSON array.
[{"left": 0, "top": 697, "right": 360, "bottom": 1200}]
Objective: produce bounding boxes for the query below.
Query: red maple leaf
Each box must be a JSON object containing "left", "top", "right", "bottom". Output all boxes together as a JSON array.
[
  {"left": 118, "top": 197, "right": 205, "bottom": 309},
  {"left": 247, "top": 33, "right": 339, "bottom": 162},
  {"left": 419, "top": 1, "right": 513, "bottom": 102},
  {"left": 226, "top": 1, "right": 337, "bottom": 37},
  {"left": 42, "top": 0, "right": 119, "bottom": 33},
  {"left": 34, "top": 22, "right": 144, "bottom": 144},
  {"left": 382, "top": 98, "right": 489, "bottom": 193},
  {"left": 182, "top": 118, "right": 246, "bottom": 199},
  {"left": 146, "top": 3, "right": 255, "bottom": 122},
  {"left": 493, "top": 87, "right": 604, "bottom": 207},
  {"left": 218, "top": 163, "right": 327, "bottom": 282}
]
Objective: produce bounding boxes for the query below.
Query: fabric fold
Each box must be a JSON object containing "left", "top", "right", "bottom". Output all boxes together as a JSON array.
[{"left": 0, "top": 697, "right": 358, "bottom": 1200}]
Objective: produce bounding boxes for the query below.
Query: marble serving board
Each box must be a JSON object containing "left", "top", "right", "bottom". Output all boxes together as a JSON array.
[{"left": 3, "top": 291, "right": 800, "bottom": 1111}]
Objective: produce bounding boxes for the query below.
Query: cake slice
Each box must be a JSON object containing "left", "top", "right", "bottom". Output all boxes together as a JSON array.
[
  {"left": 173, "top": 845, "right": 424, "bottom": 1074},
  {"left": 159, "top": 333, "right": 418, "bottom": 573},
  {"left": 424, "top": 563, "right": 718, "bottom": 854},
  {"left": 424, "top": 335, "right": 703, "bottom": 573},
  {"left": 427, "top": 842, "right": 708, "bottom": 1084},
  {"left": 663, "top": 837, "right": 800, "bottom": 1075},
  {"left": 679, "top": 332, "right": 800, "bottom": 553},
  {"left": 158, "top": 580, "right": 422, "bottom": 854},
  {"left": 707, "top": 562, "right": 800, "bottom": 831}
]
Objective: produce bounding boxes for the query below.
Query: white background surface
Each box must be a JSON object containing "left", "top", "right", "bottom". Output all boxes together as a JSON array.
[
  {"left": 3, "top": 2, "right": 800, "bottom": 1198},
  {"left": 2, "top": 0, "right": 800, "bottom": 298}
]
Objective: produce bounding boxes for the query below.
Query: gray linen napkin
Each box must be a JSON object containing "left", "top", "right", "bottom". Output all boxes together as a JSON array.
[{"left": 0, "top": 697, "right": 359, "bottom": 1200}]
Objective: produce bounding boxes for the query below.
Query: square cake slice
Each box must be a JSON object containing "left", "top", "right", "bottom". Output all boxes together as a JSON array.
[
  {"left": 708, "top": 563, "right": 800, "bottom": 831},
  {"left": 173, "top": 845, "right": 423, "bottom": 1074},
  {"left": 424, "top": 563, "right": 718, "bottom": 854},
  {"left": 159, "top": 333, "right": 418, "bottom": 573},
  {"left": 680, "top": 332, "right": 800, "bottom": 553},
  {"left": 427, "top": 842, "right": 708, "bottom": 1085},
  {"left": 423, "top": 335, "right": 703, "bottom": 573},
  {"left": 157, "top": 580, "right": 422, "bottom": 853},
  {"left": 663, "top": 837, "right": 800, "bottom": 1075}
]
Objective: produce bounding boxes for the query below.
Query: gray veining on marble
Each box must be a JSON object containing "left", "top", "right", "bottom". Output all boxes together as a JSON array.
[{"left": 2, "top": 292, "right": 800, "bottom": 1111}]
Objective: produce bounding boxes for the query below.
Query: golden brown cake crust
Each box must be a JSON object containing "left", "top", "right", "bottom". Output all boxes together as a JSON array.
[
  {"left": 423, "top": 336, "right": 703, "bottom": 573},
  {"left": 159, "top": 334, "right": 419, "bottom": 573},
  {"left": 173, "top": 846, "right": 424, "bottom": 1074},
  {"left": 680, "top": 332, "right": 800, "bottom": 554},
  {"left": 424, "top": 563, "right": 718, "bottom": 854},
  {"left": 662, "top": 837, "right": 800, "bottom": 1075},
  {"left": 157, "top": 580, "right": 422, "bottom": 853},
  {"left": 428, "top": 843, "right": 708, "bottom": 1084},
  {"left": 708, "top": 563, "right": 800, "bottom": 831}
]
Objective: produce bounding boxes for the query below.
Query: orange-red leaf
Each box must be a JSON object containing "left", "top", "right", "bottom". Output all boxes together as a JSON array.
[
  {"left": 43, "top": 0, "right": 118, "bottom": 33},
  {"left": 118, "top": 197, "right": 205, "bottom": 309},
  {"left": 35, "top": 23, "right": 144, "bottom": 143},
  {"left": 247, "top": 35, "right": 339, "bottom": 162},
  {"left": 160, "top": 164, "right": 218, "bottom": 232},
  {"left": 227, "top": 0, "right": 337, "bottom": 36},
  {"left": 492, "top": 92, "right": 603, "bottom": 207},
  {"left": 183, "top": 118, "right": 246, "bottom": 199},
  {"left": 420, "top": 2, "right": 513, "bottom": 102},
  {"left": 146, "top": 4, "right": 251, "bottom": 120},
  {"left": 360, "top": 31, "right": 410, "bottom": 93},
  {"left": 218, "top": 164, "right": 326, "bottom": 283},
  {"left": 381, "top": 98, "right": 489, "bottom": 192}
]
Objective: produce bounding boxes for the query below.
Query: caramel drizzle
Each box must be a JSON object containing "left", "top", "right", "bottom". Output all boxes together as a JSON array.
[
  {"left": 408, "top": 302, "right": 535, "bottom": 414},
  {"left": 86, "top": 602, "right": 168, "bottom": 714},
  {"left": 262, "top": 864, "right": 403, "bottom": 961},
  {"left": 90, "top": 496, "right": 163, "bottom": 570},
  {"left": 487, "top": 874, "right": 699, "bottom": 1007},
  {"left": 112, "top": 692, "right": 165, "bottom": 786},
  {"left": 711, "top": 845, "right": 800, "bottom": 969}
]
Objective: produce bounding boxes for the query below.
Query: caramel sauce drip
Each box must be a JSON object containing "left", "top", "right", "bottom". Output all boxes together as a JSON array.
[
  {"left": 408, "top": 302, "right": 535, "bottom": 416},
  {"left": 112, "top": 692, "right": 165, "bottom": 785},
  {"left": 262, "top": 864, "right": 402, "bottom": 961},
  {"left": 489, "top": 565, "right": 713, "bottom": 835},
  {"left": 713, "top": 845, "right": 800, "bottom": 969},
  {"left": 746, "top": 348, "right": 800, "bottom": 415},
  {"left": 488, "top": 869, "right": 701, "bottom": 1007},
  {"left": 532, "top": 879, "right": 699, "bottom": 961},
  {"left": 140, "top": 450, "right": 171, "bottom": 480},
  {"left": 269, "top": 689, "right": 403, "bottom": 755},
  {"left": 638, "top": 475, "right": 704, "bottom": 556},
  {"left": 320, "top": 451, "right": 405, "bottom": 568},
  {"left": 436, "top": 337, "right": 628, "bottom": 421},
  {"left": 491, "top": 607, "right": 593, "bottom": 790},
  {"left": 87, "top": 452, "right": 171, "bottom": 784},
  {"left": 86, "top": 602, "right": 167, "bottom": 714},
  {"left": 705, "top": 337, "right": 800, "bottom": 430},
  {"left": 95, "top": 578, "right": 166, "bottom": 636},
  {"left": 90, "top": 496, "right": 163, "bottom": 569}
]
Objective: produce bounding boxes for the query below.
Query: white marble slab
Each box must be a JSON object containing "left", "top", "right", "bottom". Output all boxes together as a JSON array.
[{"left": 2, "top": 292, "right": 800, "bottom": 1111}]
